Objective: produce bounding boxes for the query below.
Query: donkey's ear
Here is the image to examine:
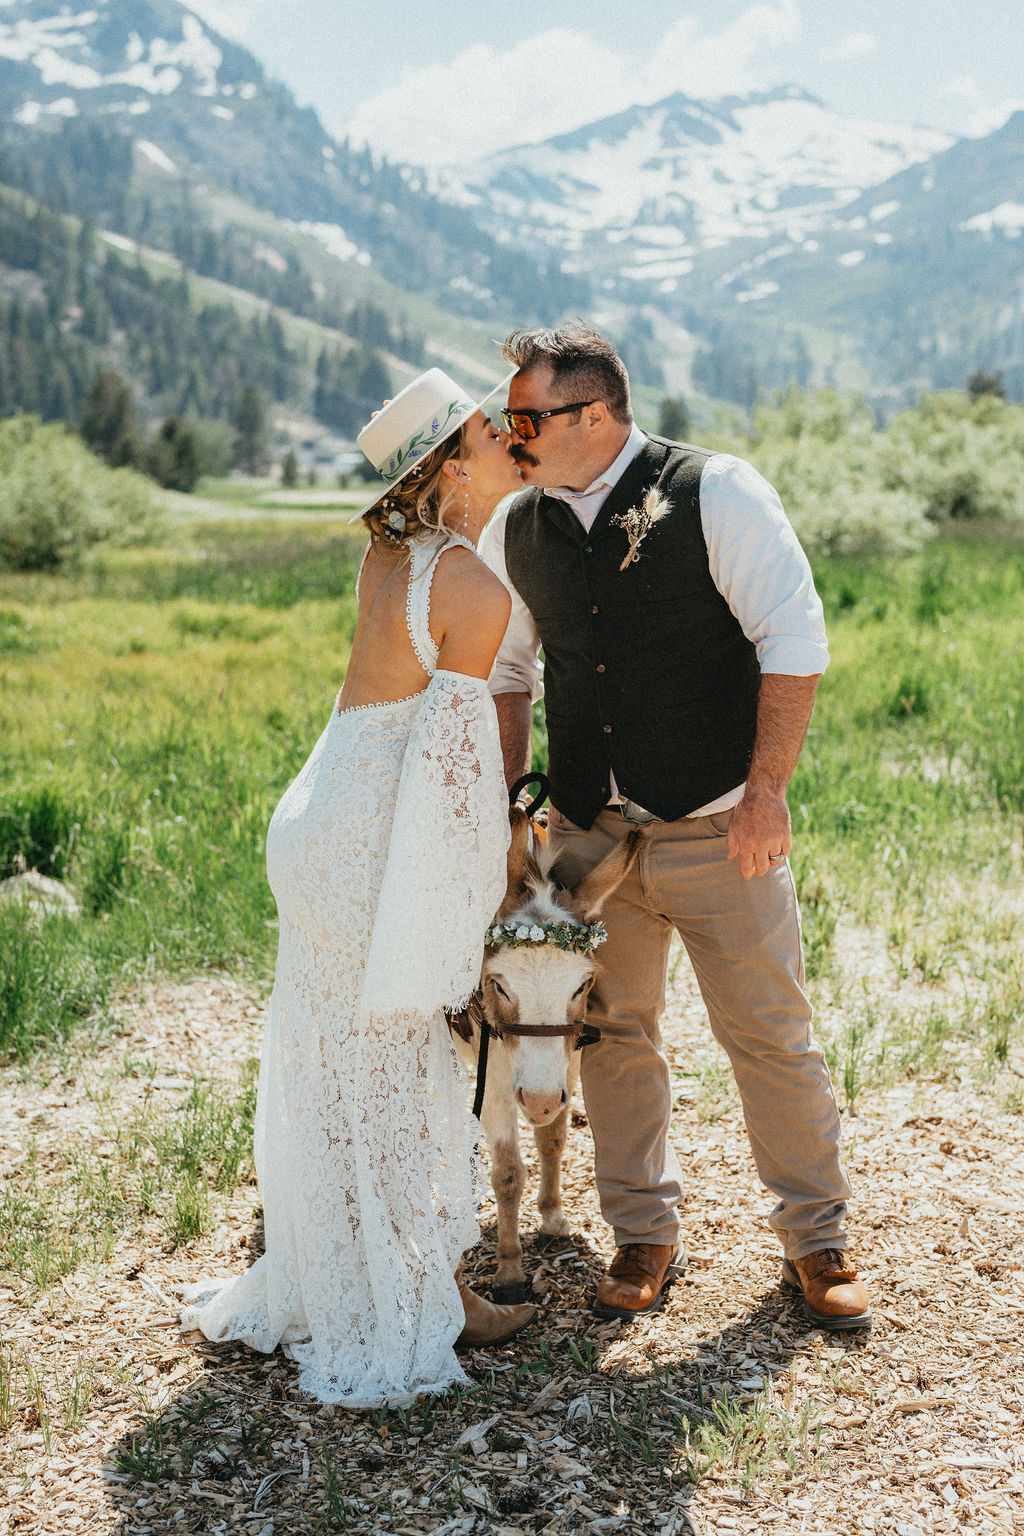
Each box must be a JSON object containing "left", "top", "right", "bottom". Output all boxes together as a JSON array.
[
  {"left": 497, "top": 804, "right": 532, "bottom": 917},
  {"left": 568, "top": 828, "right": 644, "bottom": 923}
]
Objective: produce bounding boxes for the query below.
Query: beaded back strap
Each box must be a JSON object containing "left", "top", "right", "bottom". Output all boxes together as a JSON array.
[{"left": 405, "top": 530, "right": 476, "bottom": 676}]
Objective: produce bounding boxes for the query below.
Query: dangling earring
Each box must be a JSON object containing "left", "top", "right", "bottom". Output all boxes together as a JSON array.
[{"left": 460, "top": 473, "right": 472, "bottom": 528}]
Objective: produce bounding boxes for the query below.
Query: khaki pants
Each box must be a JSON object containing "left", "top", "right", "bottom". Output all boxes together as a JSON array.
[{"left": 550, "top": 806, "right": 850, "bottom": 1261}]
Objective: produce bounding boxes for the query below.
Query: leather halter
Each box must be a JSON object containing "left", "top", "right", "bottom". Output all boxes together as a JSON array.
[
  {"left": 455, "top": 989, "right": 600, "bottom": 1046},
  {"left": 456, "top": 991, "right": 601, "bottom": 1121}
]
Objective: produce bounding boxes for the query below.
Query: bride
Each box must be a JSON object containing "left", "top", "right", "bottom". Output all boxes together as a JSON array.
[{"left": 180, "top": 369, "right": 534, "bottom": 1407}]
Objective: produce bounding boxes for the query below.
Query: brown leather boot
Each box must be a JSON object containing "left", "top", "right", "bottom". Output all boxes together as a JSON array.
[
  {"left": 456, "top": 1276, "right": 536, "bottom": 1348},
  {"left": 593, "top": 1243, "right": 682, "bottom": 1320},
  {"left": 782, "top": 1248, "right": 872, "bottom": 1331}
]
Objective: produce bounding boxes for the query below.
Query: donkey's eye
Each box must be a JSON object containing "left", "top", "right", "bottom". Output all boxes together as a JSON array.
[
  {"left": 572, "top": 980, "right": 591, "bottom": 999},
  {"left": 490, "top": 979, "right": 510, "bottom": 1001}
]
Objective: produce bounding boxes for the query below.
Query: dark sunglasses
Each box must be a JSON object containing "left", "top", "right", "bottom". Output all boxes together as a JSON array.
[{"left": 500, "top": 401, "right": 596, "bottom": 440}]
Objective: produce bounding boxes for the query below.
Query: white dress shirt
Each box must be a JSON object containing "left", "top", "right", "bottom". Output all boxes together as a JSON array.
[{"left": 479, "top": 428, "right": 829, "bottom": 819}]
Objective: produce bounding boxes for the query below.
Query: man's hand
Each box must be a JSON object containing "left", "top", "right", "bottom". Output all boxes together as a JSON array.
[
  {"left": 726, "top": 672, "right": 820, "bottom": 880},
  {"left": 727, "top": 786, "right": 791, "bottom": 879}
]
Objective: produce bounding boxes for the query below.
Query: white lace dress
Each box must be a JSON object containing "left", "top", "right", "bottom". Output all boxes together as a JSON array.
[{"left": 180, "top": 530, "right": 509, "bottom": 1408}]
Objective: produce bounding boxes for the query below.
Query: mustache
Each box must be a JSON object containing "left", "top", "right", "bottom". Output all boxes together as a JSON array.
[{"left": 510, "top": 447, "right": 538, "bottom": 466}]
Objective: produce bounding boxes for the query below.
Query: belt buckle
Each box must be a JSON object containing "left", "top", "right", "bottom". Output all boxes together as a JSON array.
[{"left": 619, "top": 798, "right": 660, "bottom": 825}]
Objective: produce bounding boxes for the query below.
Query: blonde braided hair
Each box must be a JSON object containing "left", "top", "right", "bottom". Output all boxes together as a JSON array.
[{"left": 361, "top": 429, "right": 464, "bottom": 552}]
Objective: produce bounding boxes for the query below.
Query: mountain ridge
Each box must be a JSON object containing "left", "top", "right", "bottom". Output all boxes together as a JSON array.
[
  {"left": 0, "top": 0, "right": 1018, "bottom": 418},
  {"left": 439, "top": 84, "right": 956, "bottom": 284}
]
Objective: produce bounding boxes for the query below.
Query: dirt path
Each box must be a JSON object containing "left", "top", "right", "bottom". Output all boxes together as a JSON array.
[{"left": 1, "top": 960, "right": 1023, "bottom": 1536}]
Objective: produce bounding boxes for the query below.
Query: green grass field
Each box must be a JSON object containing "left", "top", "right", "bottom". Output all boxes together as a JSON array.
[{"left": 1, "top": 510, "right": 1022, "bottom": 1079}]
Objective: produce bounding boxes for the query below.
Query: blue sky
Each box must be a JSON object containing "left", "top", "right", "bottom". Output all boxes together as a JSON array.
[{"left": 190, "top": 0, "right": 1024, "bottom": 165}]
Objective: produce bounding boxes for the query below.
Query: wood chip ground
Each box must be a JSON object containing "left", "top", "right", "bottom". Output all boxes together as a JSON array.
[{"left": 2, "top": 943, "right": 1022, "bottom": 1536}]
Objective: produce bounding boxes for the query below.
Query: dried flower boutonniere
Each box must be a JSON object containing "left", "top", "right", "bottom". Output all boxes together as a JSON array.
[{"left": 612, "top": 486, "right": 671, "bottom": 571}]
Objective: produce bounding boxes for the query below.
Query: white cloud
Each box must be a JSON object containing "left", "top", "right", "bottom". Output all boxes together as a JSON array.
[
  {"left": 345, "top": 1, "right": 802, "bottom": 167},
  {"left": 967, "top": 98, "right": 1024, "bottom": 137},
  {"left": 941, "top": 74, "right": 979, "bottom": 101},
  {"left": 819, "top": 32, "right": 878, "bottom": 65},
  {"left": 646, "top": 0, "right": 801, "bottom": 100},
  {"left": 345, "top": 31, "right": 633, "bottom": 166},
  {"left": 184, "top": 1, "right": 259, "bottom": 41},
  {"left": 939, "top": 75, "right": 1024, "bottom": 138}
]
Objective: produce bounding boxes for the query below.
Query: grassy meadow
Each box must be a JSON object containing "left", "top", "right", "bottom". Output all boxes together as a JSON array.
[
  {"left": 0, "top": 505, "right": 364, "bottom": 1057},
  {"left": 2, "top": 499, "right": 1022, "bottom": 1077}
]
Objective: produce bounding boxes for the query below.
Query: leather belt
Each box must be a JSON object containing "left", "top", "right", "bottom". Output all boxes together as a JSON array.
[{"left": 616, "top": 797, "right": 662, "bottom": 825}]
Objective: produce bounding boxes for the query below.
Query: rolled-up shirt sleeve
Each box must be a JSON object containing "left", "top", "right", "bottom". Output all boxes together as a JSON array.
[
  {"left": 700, "top": 454, "right": 830, "bottom": 676},
  {"left": 478, "top": 498, "right": 544, "bottom": 700}
]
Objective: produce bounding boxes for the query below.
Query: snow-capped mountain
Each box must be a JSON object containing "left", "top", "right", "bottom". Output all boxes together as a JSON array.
[
  {"left": 432, "top": 85, "right": 1024, "bottom": 402},
  {"left": 702, "top": 109, "right": 1024, "bottom": 397},
  {"left": 0, "top": 0, "right": 588, "bottom": 323},
  {"left": 440, "top": 87, "right": 954, "bottom": 295},
  {"left": 0, "top": 2, "right": 1019, "bottom": 404},
  {"left": 0, "top": 0, "right": 346, "bottom": 221},
  {"left": 0, "top": 0, "right": 261, "bottom": 122}
]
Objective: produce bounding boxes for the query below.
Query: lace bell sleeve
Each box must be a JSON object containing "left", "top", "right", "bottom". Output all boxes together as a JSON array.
[{"left": 360, "top": 670, "right": 510, "bottom": 1018}]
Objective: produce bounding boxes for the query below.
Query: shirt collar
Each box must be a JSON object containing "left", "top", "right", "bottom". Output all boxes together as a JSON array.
[{"left": 545, "top": 421, "right": 647, "bottom": 506}]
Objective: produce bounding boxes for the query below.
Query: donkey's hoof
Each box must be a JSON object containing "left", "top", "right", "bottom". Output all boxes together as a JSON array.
[
  {"left": 539, "top": 1212, "right": 571, "bottom": 1237},
  {"left": 492, "top": 1280, "right": 530, "bottom": 1305}
]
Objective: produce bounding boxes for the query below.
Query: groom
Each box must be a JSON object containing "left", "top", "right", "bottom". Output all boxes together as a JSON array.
[{"left": 479, "top": 321, "right": 870, "bottom": 1331}]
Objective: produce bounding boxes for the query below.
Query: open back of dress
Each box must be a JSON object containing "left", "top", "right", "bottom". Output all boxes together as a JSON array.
[{"left": 180, "top": 529, "right": 509, "bottom": 1407}]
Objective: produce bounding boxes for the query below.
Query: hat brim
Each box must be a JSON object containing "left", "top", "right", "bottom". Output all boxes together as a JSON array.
[{"left": 347, "top": 371, "right": 515, "bottom": 523}]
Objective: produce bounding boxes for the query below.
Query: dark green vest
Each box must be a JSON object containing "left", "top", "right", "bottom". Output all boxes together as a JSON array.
[{"left": 504, "top": 434, "right": 761, "bottom": 829}]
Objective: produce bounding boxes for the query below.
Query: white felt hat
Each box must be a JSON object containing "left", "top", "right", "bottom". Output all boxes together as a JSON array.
[{"left": 350, "top": 367, "right": 513, "bottom": 522}]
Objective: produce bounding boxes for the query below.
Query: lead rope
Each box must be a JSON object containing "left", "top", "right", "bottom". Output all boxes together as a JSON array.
[
  {"left": 471, "top": 1000, "right": 491, "bottom": 1122},
  {"left": 469, "top": 773, "right": 550, "bottom": 1120}
]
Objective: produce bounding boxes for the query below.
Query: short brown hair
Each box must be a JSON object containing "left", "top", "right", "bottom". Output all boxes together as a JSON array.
[
  {"left": 362, "top": 428, "right": 463, "bottom": 550},
  {"left": 501, "top": 320, "right": 632, "bottom": 425}
]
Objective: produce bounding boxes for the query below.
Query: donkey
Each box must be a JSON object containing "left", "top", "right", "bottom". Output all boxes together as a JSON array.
[{"left": 451, "top": 807, "right": 644, "bottom": 1303}]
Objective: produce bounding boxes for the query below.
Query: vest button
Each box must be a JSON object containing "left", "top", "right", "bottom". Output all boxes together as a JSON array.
[
  {"left": 591, "top": 605, "right": 599, "bottom": 615},
  {"left": 584, "top": 545, "right": 593, "bottom": 554},
  {"left": 596, "top": 664, "right": 606, "bottom": 673},
  {"left": 603, "top": 724, "right": 612, "bottom": 733}
]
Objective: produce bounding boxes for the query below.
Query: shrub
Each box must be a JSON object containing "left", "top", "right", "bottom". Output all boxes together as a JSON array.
[
  {"left": 188, "top": 418, "right": 234, "bottom": 479},
  {"left": 146, "top": 416, "right": 200, "bottom": 493},
  {"left": 745, "top": 389, "right": 933, "bottom": 557},
  {"left": 0, "top": 416, "right": 163, "bottom": 571},
  {"left": 881, "top": 392, "right": 1024, "bottom": 524},
  {"left": 708, "top": 385, "right": 1024, "bottom": 557}
]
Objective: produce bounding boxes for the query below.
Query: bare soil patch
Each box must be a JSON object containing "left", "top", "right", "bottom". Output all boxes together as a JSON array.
[{"left": 2, "top": 960, "right": 1023, "bottom": 1536}]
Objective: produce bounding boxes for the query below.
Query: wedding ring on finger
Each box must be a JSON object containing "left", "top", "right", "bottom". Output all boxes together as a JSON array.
[{"left": 768, "top": 852, "right": 785, "bottom": 864}]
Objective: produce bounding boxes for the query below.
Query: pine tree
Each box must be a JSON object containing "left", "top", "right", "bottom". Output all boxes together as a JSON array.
[
  {"left": 966, "top": 369, "right": 1006, "bottom": 401},
  {"left": 656, "top": 397, "right": 691, "bottom": 442},
  {"left": 281, "top": 446, "right": 299, "bottom": 488},
  {"left": 232, "top": 383, "right": 269, "bottom": 474},
  {"left": 80, "top": 369, "right": 137, "bottom": 462}
]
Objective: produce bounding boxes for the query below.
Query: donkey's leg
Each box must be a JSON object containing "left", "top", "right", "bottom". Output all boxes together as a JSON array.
[
  {"left": 535, "top": 1052, "right": 579, "bottom": 1236},
  {"left": 534, "top": 1104, "right": 571, "bottom": 1236},
  {"left": 480, "top": 1051, "right": 529, "bottom": 1304}
]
